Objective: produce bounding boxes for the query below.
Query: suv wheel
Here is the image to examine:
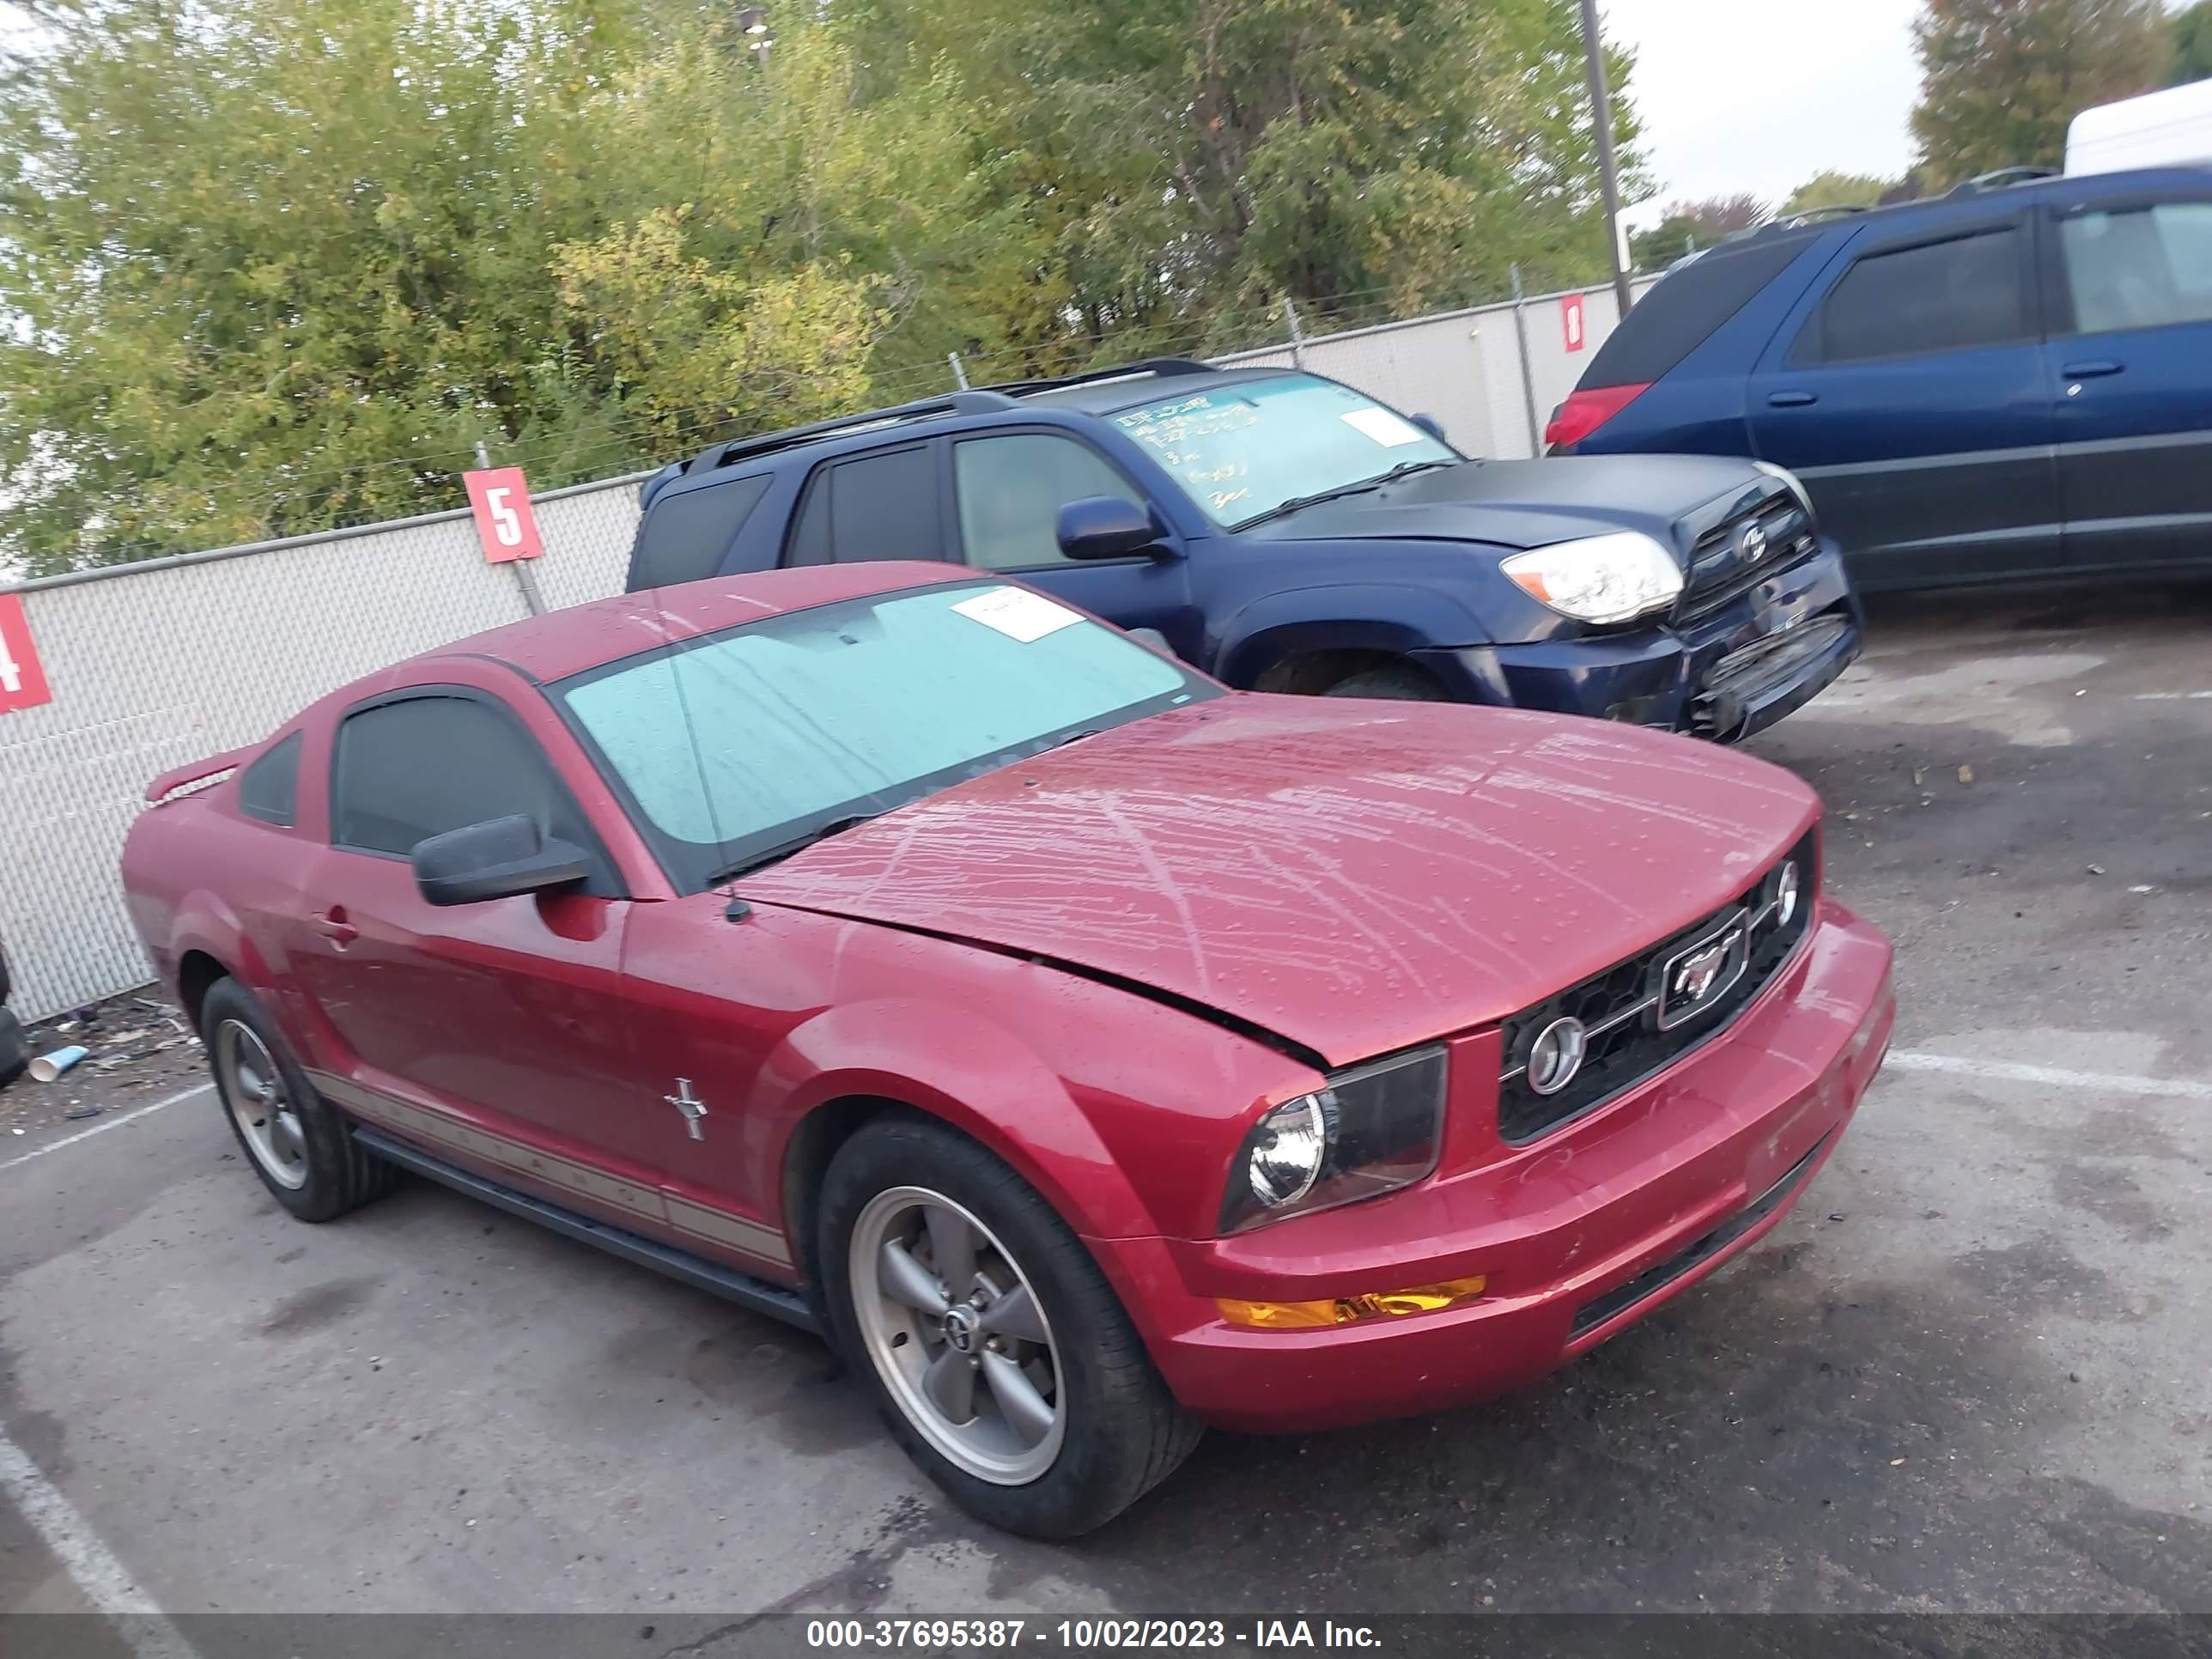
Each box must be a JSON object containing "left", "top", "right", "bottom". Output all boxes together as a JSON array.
[
  {"left": 817, "top": 1115, "right": 1200, "bottom": 1539},
  {"left": 203, "top": 979, "right": 397, "bottom": 1220}
]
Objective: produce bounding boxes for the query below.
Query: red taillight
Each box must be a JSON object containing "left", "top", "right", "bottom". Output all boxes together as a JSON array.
[{"left": 1544, "top": 382, "right": 1651, "bottom": 450}]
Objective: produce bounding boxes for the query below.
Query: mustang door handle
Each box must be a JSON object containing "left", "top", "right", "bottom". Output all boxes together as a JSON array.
[
  {"left": 312, "top": 908, "right": 359, "bottom": 946},
  {"left": 1765, "top": 391, "right": 1818, "bottom": 408},
  {"left": 2062, "top": 360, "right": 2124, "bottom": 379}
]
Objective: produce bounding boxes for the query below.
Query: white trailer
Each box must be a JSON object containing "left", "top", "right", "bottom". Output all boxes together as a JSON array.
[{"left": 2066, "top": 81, "right": 2212, "bottom": 176}]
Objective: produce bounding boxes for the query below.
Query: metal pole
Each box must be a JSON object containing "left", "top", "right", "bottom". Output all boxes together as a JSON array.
[
  {"left": 1508, "top": 264, "right": 1544, "bottom": 458},
  {"left": 477, "top": 440, "right": 545, "bottom": 616},
  {"left": 1577, "top": 0, "right": 1634, "bottom": 317},
  {"left": 1281, "top": 296, "right": 1307, "bottom": 369},
  {"left": 947, "top": 352, "right": 969, "bottom": 390}
]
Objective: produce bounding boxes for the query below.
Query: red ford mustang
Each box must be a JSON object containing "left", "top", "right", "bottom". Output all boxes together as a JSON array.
[{"left": 122, "top": 562, "right": 1894, "bottom": 1538}]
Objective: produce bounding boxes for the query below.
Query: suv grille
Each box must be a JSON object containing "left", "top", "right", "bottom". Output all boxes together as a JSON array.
[
  {"left": 1496, "top": 832, "right": 1818, "bottom": 1144},
  {"left": 1680, "top": 493, "right": 1816, "bottom": 620}
]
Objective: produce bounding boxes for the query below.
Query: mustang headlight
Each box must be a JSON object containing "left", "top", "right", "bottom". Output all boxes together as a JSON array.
[
  {"left": 1220, "top": 1047, "right": 1448, "bottom": 1236},
  {"left": 1500, "top": 532, "right": 1683, "bottom": 625}
]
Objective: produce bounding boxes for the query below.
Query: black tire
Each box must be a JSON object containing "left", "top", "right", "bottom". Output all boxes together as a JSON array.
[
  {"left": 817, "top": 1115, "right": 1201, "bottom": 1539},
  {"left": 0, "top": 1007, "right": 26, "bottom": 1091},
  {"left": 201, "top": 978, "right": 398, "bottom": 1221},
  {"left": 1322, "top": 661, "right": 1450, "bottom": 702}
]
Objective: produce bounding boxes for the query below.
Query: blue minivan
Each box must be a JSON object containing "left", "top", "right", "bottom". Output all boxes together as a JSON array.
[{"left": 1551, "top": 166, "right": 2212, "bottom": 592}]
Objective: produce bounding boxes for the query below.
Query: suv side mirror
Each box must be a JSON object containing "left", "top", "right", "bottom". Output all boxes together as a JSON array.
[
  {"left": 1410, "top": 413, "right": 1448, "bottom": 443},
  {"left": 413, "top": 815, "right": 591, "bottom": 907},
  {"left": 1056, "top": 495, "right": 1167, "bottom": 561}
]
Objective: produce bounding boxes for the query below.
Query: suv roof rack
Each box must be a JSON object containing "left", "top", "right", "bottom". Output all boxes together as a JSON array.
[
  {"left": 987, "top": 357, "right": 1217, "bottom": 399},
  {"left": 683, "top": 388, "right": 1024, "bottom": 475},
  {"left": 1947, "top": 166, "right": 2060, "bottom": 197}
]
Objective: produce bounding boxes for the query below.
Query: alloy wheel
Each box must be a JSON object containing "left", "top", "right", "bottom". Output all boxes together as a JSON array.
[
  {"left": 849, "top": 1186, "right": 1065, "bottom": 1485},
  {"left": 215, "top": 1019, "right": 308, "bottom": 1191}
]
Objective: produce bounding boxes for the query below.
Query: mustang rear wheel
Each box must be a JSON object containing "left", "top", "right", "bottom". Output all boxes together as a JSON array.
[
  {"left": 818, "top": 1116, "right": 1200, "bottom": 1539},
  {"left": 202, "top": 978, "right": 396, "bottom": 1222}
]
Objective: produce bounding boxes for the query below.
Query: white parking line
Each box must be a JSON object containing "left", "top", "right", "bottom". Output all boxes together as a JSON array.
[
  {"left": 0, "top": 1431, "right": 204, "bottom": 1659},
  {"left": 2132, "top": 690, "right": 2212, "bottom": 701},
  {"left": 0, "top": 1084, "right": 213, "bottom": 1177},
  {"left": 1889, "top": 1050, "right": 2212, "bottom": 1101}
]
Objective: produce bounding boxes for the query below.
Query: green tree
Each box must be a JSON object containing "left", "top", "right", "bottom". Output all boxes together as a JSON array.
[
  {"left": 1783, "top": 171, "right": 1899, "bottom": 215},
  {"left": 1628, "top": 194, "right": 1769, "bottom": 269},
  {"left": 1910, "top": 0, "right": 2171, "bottom": 189},
  {"left": 2171, "top": 0, "right": 2212, "bottom": 84}
]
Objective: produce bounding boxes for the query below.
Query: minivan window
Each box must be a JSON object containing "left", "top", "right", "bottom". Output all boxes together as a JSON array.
[
  {"left": 1798, "top": 228, "right": 2030, "bottom": 364},
  {"left": 558, "top": 582, "right": 1209, "bottom": 891},
  {"left": 2059, "top": 201, "right": 2212, "bottom": 335}
]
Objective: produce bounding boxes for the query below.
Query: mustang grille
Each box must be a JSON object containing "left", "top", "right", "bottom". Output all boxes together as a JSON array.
[
  {"left": 1679, "top": 492, "right": 1817, "bottom": 621},
  {"left": 1496, "top": 830, "right": 1818, "bottom": 1144}
]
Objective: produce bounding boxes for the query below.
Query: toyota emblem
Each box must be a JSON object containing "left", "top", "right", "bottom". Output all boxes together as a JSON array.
[{"left": 1741, "top": 523, "right": 1769, "bottom": 562}]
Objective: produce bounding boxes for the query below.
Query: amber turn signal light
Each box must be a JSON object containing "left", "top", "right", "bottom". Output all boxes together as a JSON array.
[{"left": 1216, "top": 1275, "right": 1488, "bottom": 1330}]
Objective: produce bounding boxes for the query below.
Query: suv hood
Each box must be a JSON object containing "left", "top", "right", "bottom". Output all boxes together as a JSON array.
[
  {"left": 1244, "top": 454, "right": 1775, "bottom": 558},
  {"left": 735, "top": 696, "right": 1818, "bottom": 1067}
]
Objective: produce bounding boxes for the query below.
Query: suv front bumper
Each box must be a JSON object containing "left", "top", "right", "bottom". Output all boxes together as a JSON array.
[{"left": 1415, "top": 538, "right": 1861, "bottom": 742}]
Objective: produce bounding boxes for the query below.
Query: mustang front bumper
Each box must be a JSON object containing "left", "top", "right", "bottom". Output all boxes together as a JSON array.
[
  {"left": 1415, "top": 538, "right": 1862, "bottom": 743},
  {"left": 1091, "top": 899, "right": 1895, "bottom": 1434}
]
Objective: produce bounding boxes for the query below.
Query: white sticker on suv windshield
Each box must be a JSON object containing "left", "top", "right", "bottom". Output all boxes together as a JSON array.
[
  {"left": 1340, "top": 406, "right": 1426, "bottom": 447},
  {"left": 952, "top": 586, "right": 1084, "bottom": 643}
]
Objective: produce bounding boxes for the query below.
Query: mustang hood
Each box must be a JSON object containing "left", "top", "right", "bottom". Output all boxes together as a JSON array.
[
  {"left": 735, "top": 696, "right": 1820, "bottom": 1068},
  {"left": 1245, "top": 453, "right": 1776, "bottom": 558}
]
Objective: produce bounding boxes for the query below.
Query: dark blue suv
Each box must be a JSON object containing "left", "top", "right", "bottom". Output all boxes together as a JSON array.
[
  {"left": 628, "top": 360, "right": 1860, "bottom": 741},
  {"left": 1552, "top": 166, "right": 2212, "bottom": 592}
]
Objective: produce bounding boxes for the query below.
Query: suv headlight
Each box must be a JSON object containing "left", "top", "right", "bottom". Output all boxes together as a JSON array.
[
  {"left": 1220, "top": 1047, "right": 1448, "bottom": 1236},
  {"left": 1500, "top": 532, "right": 1683, "bottom": 625}
]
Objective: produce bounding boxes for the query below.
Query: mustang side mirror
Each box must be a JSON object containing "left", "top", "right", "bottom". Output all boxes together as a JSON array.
[
  {"left": 413, "top": 815, "right": 591, "bottom": 908},
  {"left": 1410, "top": 412, "right": 1448, "bottom": 443},
  {"left": 1055, "top": 495, "right": 1169, "bottom": 561}
]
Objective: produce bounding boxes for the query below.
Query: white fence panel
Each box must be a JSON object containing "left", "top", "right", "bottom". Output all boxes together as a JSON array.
[{"left": 0, "top": 475, "right": 647, "bottom": 1021}]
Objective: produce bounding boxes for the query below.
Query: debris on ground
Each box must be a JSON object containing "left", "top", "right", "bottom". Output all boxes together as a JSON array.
[{"left": 2, "top": 985, "right": 204, "bottom": 1142}]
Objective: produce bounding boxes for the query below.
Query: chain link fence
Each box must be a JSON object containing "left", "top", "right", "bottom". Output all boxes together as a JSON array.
[{"left": 0, "top": 276, "right": 1656, "bottom": 1023}]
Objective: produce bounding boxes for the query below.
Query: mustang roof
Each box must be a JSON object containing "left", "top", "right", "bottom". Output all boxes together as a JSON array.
[{"left": 415, "top": 562, "right": 981, "bottom": 684}]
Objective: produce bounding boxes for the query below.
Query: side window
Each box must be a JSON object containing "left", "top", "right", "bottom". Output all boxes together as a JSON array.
[
  {"left": 828, "top": 446, "right": 945, "bottom": 563},
  {"left": 331, "top": 696, "right": 610, "bottom": 890},
  {"left": 628, "top": 475, "right": 774, "bottom": 591},
  {"left": 952, "top": 434, "right": 1147, "bottom": 570},
  {"left": 2059, "top": 201, "right": 2212, "bottom": 336},
  {"left": 783, "top": 449, "right": 941, "bottom": 566},
  {"left": 1795, "top": 228, "right": 2030, "bottom": 365},
  {"left": 237, "top": 732, "right": 302, "bottom": 828}
]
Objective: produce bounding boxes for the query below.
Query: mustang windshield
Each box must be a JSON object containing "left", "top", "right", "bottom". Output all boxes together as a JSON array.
[
  {"left": 1110, "top": 373, "right": 1460, "bottom": 529},
  {"left": 557, "top": 582, "right": 1210, "bottom": 891}
]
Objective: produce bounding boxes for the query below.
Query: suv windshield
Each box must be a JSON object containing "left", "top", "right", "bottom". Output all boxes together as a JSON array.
[
  {"left": 556, "top": 582, "right": 1212, "bottom": 891},
  {"left": 1109, "top": 373, "right": 1459, "bottom": 529}
]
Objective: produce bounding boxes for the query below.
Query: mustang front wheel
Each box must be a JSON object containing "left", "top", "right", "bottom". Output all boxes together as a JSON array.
[{"left": 818, "top": 1116, "right": 1200, "bottom": 1539}]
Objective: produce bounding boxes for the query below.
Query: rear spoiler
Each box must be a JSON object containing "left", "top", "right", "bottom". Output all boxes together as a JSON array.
[{"left": 143, "top": 748, "right": 247, "bottom": 804}]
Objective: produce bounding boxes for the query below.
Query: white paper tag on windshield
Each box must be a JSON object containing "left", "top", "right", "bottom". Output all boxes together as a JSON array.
[
  {"left": 952, "top": 586, "right": 1084, "bottom": 643},
  {"left": 1340, "top": 406, "right": 1426, "bottom": 447}
]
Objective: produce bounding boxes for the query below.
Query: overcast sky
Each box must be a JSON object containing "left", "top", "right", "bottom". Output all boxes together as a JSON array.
[{"left": 1601, "top": 0, "right": 1925, "bottom": 224}]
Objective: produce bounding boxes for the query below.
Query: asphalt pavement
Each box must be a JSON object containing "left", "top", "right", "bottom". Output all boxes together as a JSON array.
[{"left": 2, "top": 581, "right": 2208, "bottom": 1645}]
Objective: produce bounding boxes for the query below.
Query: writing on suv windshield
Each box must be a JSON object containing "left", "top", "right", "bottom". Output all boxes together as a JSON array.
[
  {"left": 557, "top": 583, "right": 1209, "bottom": 892},
  {"left": 1112, "top": 373, "right": 1460, "bottom": 527}
]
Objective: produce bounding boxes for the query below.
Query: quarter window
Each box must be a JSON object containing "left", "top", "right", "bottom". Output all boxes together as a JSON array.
[
  {"left": 331, "top": 696, "right": 605, "bottom": 890},
  {"left": 237, "top": 732, "right": 302, "bottom": 828},
  {"left": 1796, "top": 228, "right": 2031, "bottom": 364},
  {"left": 628, "top": 474, "right": 774, "bottom": 591},
  {"left": 953, "top": 434, "right": 1146, "bottom": 569},
  {"left": 2058, "top": 202, "right": 2212, "bottom": 335}
]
